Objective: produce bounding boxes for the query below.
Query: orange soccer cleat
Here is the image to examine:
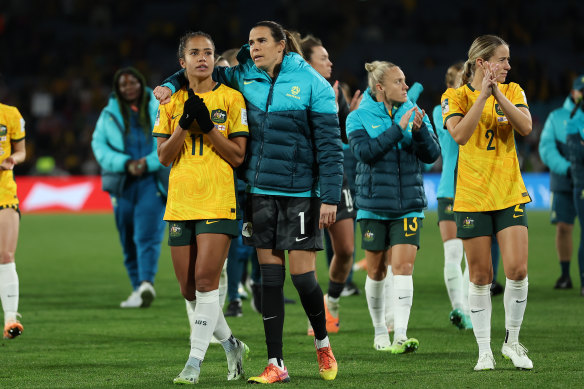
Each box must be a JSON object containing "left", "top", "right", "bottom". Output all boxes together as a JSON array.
[
  {"left": 4, "top": 320, "right": 23, "bottom": 339},
  {"left": 316, "top": 343, "right": 338, "bottom": 381},
  {"left": 247, "top": 363, "right": 290, "bottom": 384}
]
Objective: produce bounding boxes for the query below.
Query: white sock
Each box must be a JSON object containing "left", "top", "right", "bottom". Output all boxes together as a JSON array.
[
  {"left": 186, "top": 299, "right": 196, "bottom": 332},
  {"left": 504, "top": 276, "right": 528, "bottom": 344},
  {"left": 219, "top": 260, "right": 228, "bottom": 309},
  {"left": 0, "top": 262, "right": 19, "bottom": 322},
  {"left": 315, "top": 336, "right": 330, "bottom": 349},
  {"left": 384, "top": 266, "right": 394, "bottom": 329},
  {"left": 326, "top": 295, "right": 340, "bottom": 318},
  {"left": 268, "top": 357, "right": 285, "bottom": 370},
  {"left": 393, "top": 275, "right": 413, "bottom": 340},
  {"left": 365, "top": 276, "right": 386, "bottom": 336},
  {"left": 462, "top": 255, "right": 470, "bottom": 315},
  {"left": 189, "top": 290, "right": 220, "bottom": 360},
  {"left": 468, "top": 282, "right": 492, "bottom": 355},
  {"left": 214, "top": 308, "right": 232, "bottom": 341},
  {"left": 443, "top": 239, "right": 464, "bottom": 310}
]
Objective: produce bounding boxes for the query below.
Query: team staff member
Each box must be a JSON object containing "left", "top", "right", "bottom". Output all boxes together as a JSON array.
[
  {"left": 442, "top": 35, "right": 533, "bottom": 371},
  {"left": 433, "top": 62, "right": 472, "bottom": 330},
  {"left": 347, "top": 61, "right": 440, "bottom": 354},
  {"left": 154, "top": 31, "right": 249, "bottom": 385},
  {"left": 566, "top": 100, "right": 584, "bottom": 297},
  {"left": 0, "top": 97, "right": 25, "bottom": 339},
  {"left": 92, "top": 67, "right": 168, "bottom": 308},
  {"left": 155, "top": 21, "right": 343, "bottom": 384},
  {"left": 539, "top": 75, "right": 584, "bottom": 289}
]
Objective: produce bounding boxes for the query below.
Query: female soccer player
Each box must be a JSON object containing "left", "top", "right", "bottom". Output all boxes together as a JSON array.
[
  {"left": 346, "top": 61, "right": 440, "bottom": 354},
  {"left": 433, "top": 62, "right": 472, "bottom": 330},
  {"left": 155, "top": 21, "right": 343, "bottom": 384},
  {"left": 92, "top": 67, "right": 168, "bottom": 308},
  {"left": 0, "top": 97, "right": 25, "bottom": 339},
  {"left": 442, "top": 35, "right": 533, "bottom": 371},
  {"left": 153, "top": 31, "right": 249, "bottom": 384},
  {"left": 298, "top": 34, "right": 358, "bottom": 334}
]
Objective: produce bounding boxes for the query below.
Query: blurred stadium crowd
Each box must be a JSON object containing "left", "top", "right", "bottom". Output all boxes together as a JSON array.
[{"left": 0, "top": 0, "right": 583, "bottom": 176}]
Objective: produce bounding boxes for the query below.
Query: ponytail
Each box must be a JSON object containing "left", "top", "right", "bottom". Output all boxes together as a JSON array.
[
  {"left": 283, "top": 29, "right": 303, "bottom": 56},
  {"left": 460, "top": 60, "right": 474, "bottom": 87}
]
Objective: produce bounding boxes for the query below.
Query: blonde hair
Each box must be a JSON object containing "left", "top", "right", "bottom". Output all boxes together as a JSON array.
[
  {"left": 364, "top": 61, "right": 398, "bottom": 91},
  {"left": 446, "top": 62, "right": 464, "bottom": 88},
  {"left": 460, "top": 35, "right": 508, "bottom": 85}
]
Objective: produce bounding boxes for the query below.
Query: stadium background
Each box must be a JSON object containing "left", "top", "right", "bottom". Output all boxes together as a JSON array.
[{"left": 1, "top": 0, "right": 583, "bottom": 180}]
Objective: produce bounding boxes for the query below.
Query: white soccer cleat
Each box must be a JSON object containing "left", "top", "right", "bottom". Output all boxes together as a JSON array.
[
  {"left": 226, "top": 338, "right": 250, "bottom": 380},
  {"left": 138, "top": 282, "right": 156, "bottom": 308},
  {"left": 373, "top": 334, "right": 392, "bottom": 351},
  {"left": 173, "top": 363, "right": 200, "bottom": 385},
  {"left": 474, "top": 352, "right": 496, "bottom": 371},
  {"left": 501, "top": 342, "right": 533, "bottom": 370},
  {"left": 120, "top": 290, "right": 142, "bottom": 308}
]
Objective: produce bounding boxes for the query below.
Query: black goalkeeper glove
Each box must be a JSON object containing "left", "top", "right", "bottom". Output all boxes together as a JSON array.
[
  {"left": 179, "top": 89, "right": 197, "bottom": 130},
  {"left": 192, "top": 95, "right": 215, "bottom": 134}
]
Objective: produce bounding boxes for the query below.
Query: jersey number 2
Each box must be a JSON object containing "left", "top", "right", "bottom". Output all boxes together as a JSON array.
[{"left": 485, "top": 130, "right": 496, "bottom": 151}]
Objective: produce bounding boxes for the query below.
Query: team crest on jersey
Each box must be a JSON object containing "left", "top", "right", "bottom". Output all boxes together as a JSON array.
[
  {"left": 211, "top": 109, "right": 227, "bottom": 123},
  {"left": 169, "top": 223, "right": 183, "bottom": 237},
  {"left": 363, "top": 230, "right": 375, "bottom": 242},
  {"left": 286, "top": 86, "right": 301, "bottom": 100},
  {"left": 242, "top": 222, "right": 253, "bottom": 238},
  {"left": 441, "top": 99, "right": 449, "bottom": 115},
  {"left": 0, "top": 125, "right": 7, "bottom": 136},
  {"left": 495, "top": 104, "right": 504, "bottom": 116},
  {"left": 462, "top": 217, "right": 475, "bottom": 229}
]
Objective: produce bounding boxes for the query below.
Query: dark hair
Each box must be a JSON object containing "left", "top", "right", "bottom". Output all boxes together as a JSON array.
[
  {"left": 446, "top": 61, "right": 464, "bottom": 88},
  {"left": 112, "top": 67, "right": 151, "bottom": 134},
  {"left": 177, "top": 31, "right": 215, "bottom": 61},
  {"left": 299, "top": 34, "right": 323, "bottom": 62},
  {"left": 253, "top": 21, "right": 302, "bottom": 56}
]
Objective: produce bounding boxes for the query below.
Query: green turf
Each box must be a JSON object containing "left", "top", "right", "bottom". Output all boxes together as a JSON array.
[{"left": 2, "top": 211, "right": 583, "bottom": 388}]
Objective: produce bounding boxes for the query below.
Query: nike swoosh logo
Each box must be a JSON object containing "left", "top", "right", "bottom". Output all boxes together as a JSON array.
[
  {"left": 471, "top": 309, "right": 485, "bottom": 313},
  {"left": 244, "top": 81, "right": 255, "bottom": 85},
  {"left": 372, "top": 125, "right": 381, "bottom": 128},
  {"left": 447, "top": 277, "right": 457, "bottom": 281},
  {"left": 7, "top": 295, "right": 17, "bottom": 297},
  {"left": 206, "top": 220, "right": 219, "bottom": 225},
  {"left": 263, "top": 315, "right": 277, "bottom": 321},
  {"left": 515, "top": 298, "right": 527, "bottom": 303},
  {"left": 398, "top": 296, "right": 410, "bottom": 300},
  {"left": 172, "top": 114, "right": 181, "bottom": 119},
  {"left": 295, "top": 237, "right": 308, "bottom": 242},
  {"left": 513, "top": 214, "right": 523, "bottom": 218},
  {"left": 405, "top": 233, "right": 416, "bottom": 237}
]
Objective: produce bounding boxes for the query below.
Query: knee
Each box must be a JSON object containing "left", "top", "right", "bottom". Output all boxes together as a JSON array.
[
  {"left": 392, "top": 262, "right": 413, "bottom": 275},
  {"left": 0, "top": 251, "right": 15, "bottom": 264},
  {"left": 180, "top": 284, "right": 196, "bottom": 300},
  {"left": 291, "top": 271, "right": 318, "bottom": 295},
  {"left": 367, "top": 264, "right": 387, "bottom": 281},
  {"left": 469, "top": 269, "right": 493, "bottom": 285},
  {"left": 260, "top": 264, "right": 285, "bottom": 287},
  {"left": 557, "top": 223, "right": 573, "bottom": 237},
  {"left": 506, "top": 266, "right": 528, "bottom": 281}
]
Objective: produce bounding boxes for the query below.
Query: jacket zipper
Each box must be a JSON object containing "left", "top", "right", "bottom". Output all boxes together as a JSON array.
[{"left": 254, "top": 73, "right": 278, "bottom": 186}]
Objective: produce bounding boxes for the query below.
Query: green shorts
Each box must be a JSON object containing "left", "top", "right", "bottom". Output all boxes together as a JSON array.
[
  {"left": 455, "top": 204, "right": 528, "bottom": 239},
  {"left": 359, "top": 217, "right": 423, "bottom": 251},
  {"left": 167, "top": 219, "right": 239, "bottom": 246},
  {"left": 437, "top": 198, "right": 455, "bottom": 222}
]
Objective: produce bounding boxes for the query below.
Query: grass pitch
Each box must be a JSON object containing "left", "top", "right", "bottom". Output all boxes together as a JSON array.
[{"left": 2, "top": 211, "right": 583, "bottom": 388}]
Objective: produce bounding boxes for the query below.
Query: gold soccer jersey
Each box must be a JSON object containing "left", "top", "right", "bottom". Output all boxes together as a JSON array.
[
  {"left": 441, "top": 83, "right": 531, "bottom": 212},
  {"left": 153, "top": 84, "right": 248, "bottom": 221},
  {"left": 0, "top": 104, "right": 25, "bottom": 207}
]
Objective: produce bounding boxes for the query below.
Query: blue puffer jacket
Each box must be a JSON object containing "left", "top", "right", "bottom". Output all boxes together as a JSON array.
[
  {"left": 92, "top": 88, "right": 169, "bottom": 196},
  {"left": 346, "top": 89, "right": 441, "bottom": 213},
  {"left": 566, "top": 108, "right": 584, "bottom": 189},
  {"left": 162, "top": 46, "right": 343, "bottom": 205},
  {"left": 539, "top": 97, "right": 575, "bottom": 192}
]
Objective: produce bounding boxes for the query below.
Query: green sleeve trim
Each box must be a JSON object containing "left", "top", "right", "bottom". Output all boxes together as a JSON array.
[
  {"left": 515, "top": 104, "right": 528, "bottom": 109},
  {"left": 443, "top": 113, "right": 464, "bottom": 127},
  {"left": 228, "top": 131, "right": 250, "bottom": 139},
  {"left": 152, "top": 132, "right": 170, "bottom": 138},
  {"left": 11, "top": 136, "right": 25, "bottom": 142}
]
